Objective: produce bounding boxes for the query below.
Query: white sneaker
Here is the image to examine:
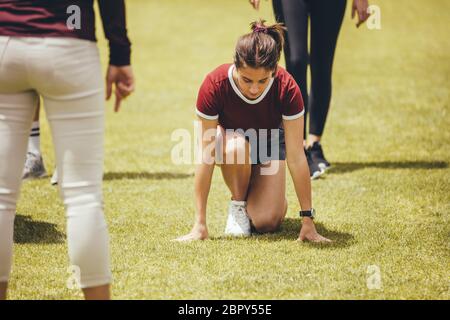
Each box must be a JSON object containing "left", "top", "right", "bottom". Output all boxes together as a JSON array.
[{"left": 224, "top": 200, "right": 251, "bottom": 237}]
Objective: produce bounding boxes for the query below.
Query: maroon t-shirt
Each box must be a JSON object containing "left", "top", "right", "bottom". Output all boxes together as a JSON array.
[
  {"left": 196, "top": 64, "right": 304, "bottom": 131},
  {"left": 0, "top": 0, "right": 131, "bottom": 65}
]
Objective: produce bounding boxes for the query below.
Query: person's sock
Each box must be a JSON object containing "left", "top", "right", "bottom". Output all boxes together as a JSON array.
[
  {"left": 231, "top": 200, "right": 246, "bottom": 207},
  {"left": 28, "top": 121, "right": 41, "bottom": 155}
]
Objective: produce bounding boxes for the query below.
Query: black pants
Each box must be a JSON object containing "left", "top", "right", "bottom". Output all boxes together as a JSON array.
[{"left": 273, "top": 0, "right": 346, "bottom": 137}]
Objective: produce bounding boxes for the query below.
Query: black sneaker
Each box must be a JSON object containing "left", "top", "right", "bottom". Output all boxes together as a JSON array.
[
  {"left": 305, "top": 148, "right": 323, "bottom": 180},
  {"left": 308, "top": 141, "right": 331, "bottom": 171}
]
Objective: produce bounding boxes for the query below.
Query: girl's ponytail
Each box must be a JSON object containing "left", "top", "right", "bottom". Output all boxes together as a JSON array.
[{"left": 235, "top": 19, "right": 286, "bottom": 71}]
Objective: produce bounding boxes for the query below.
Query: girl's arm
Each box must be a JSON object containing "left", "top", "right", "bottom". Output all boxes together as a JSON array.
[
  {"left": 283, "top": 117, "right": 332, "bottom": 243},
  {"left": 283, "top": 117, "right": 312, "bottom": 211},
  {"left": 175, "top": 117, "right": 218, "bottom": 241}
]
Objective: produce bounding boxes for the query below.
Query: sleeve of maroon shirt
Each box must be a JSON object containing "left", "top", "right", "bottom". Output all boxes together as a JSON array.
[{"left": 98, "top": 0, "right": 131, "bottom": 66}]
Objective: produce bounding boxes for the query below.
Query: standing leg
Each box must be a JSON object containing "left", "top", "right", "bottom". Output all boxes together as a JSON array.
[
  {"left": 308, "top": 0, "right": 347, "bottom": 141},
  {"left": 0, "top": 35, "right": 39, "bottom": 300},
  {"left": 43, "top": 93, "right": 111, "bottom": 299},
  {"left": 306, "top": 0, "right": 346, "bottom": 171},
  {"left": 273, "top": 0, "right": 309, "bottom": 139},
  {"left": 273, "top": 0, "right": 324, "bottom": 179},
  {"left": 36, "top": 38, "right": 111, "bottom": 299},
  {"left": 0, "top": 91, "right": 38, "bottom": 300}
]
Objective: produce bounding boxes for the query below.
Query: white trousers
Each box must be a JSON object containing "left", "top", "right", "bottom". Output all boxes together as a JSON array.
[{"left": 0, "top": 36, "right": 111, "bottom": 288}]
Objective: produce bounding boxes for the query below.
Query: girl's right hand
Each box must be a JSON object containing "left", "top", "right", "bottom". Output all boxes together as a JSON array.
[
  {"left": 249, "top": 0, "right": 260, "bottom": 10},
  {"left": 174, "top": 222, "right": 208, "bottom": 242}
]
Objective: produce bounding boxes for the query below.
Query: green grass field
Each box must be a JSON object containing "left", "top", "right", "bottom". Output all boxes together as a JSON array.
[{"left": 8, "top": 0, "right": 449, "bottom": 299}]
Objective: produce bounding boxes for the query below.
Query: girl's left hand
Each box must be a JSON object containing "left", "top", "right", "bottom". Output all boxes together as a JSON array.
[{"left": 298, "top": 218, "right": 332, "bottom": 243}]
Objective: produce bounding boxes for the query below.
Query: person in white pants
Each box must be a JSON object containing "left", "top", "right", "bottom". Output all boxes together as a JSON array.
[{"left": 0, "top": 1, "right": 134, "bottom": 300}]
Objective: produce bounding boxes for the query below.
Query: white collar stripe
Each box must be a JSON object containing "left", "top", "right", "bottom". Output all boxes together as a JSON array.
[{"left": 227, "top": 64, "right": 274, "bottom": 105}]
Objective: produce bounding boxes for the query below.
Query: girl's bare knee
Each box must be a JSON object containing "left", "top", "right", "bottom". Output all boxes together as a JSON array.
[{"left": 252, "top": 215, "right": 282, "bottom": 233}]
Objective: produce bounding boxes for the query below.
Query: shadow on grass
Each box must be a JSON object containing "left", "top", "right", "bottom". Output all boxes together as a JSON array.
[
  {"left": 328, "top": 161, "right": 448, "bottom": 174},
  {"left": 211, "top": 218, "right": 355, "bottom": 249},
  {"left": 103, "top": 171, "right": 193, "bottom": 181},
  {"left": 14, "top": 214, "right": 65, "bottom": 244}
]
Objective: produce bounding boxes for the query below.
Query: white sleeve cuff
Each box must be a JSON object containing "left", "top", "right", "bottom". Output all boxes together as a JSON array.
[
  {"left": 282, "top": 109, "right": 305, "bottom": 120},
  {"left": 196, "top": 109, "right": 219, "bottom": 120}
]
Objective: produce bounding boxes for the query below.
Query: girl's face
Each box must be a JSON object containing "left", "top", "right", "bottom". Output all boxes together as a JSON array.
[{"left": 234, "top": 65, "right": 274, "bottom": 100}]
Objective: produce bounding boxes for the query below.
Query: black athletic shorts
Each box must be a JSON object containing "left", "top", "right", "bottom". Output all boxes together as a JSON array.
[{"left": 246, "top": 127, "right": 286, "bottom": 165}]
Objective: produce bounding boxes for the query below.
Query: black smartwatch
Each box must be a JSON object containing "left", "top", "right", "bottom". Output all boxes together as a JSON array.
[{"left": 299, "top": 208, "right": 315, "bottom": 219}]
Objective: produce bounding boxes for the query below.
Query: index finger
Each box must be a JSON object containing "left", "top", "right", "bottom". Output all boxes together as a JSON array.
[{"left": 114, "top": 89, "right": 123, "bottom": 113}]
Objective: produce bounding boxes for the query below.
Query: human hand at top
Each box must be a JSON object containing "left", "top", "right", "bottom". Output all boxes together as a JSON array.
[
  {"left": 352, "top": 0, "right": 370, "bottom": 28},
  {"left": 249, "top": 0, "right": 261, "bottom": 10}
]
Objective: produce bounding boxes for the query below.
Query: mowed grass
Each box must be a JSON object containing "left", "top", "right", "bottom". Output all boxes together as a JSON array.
[{"left": 8, "top": 0, "right": 449, "bottom": 299}]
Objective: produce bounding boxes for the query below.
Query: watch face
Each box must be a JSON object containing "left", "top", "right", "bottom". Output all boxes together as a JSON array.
[{"left": 300, "top": 209, "right": 315, "bottom": 218}]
